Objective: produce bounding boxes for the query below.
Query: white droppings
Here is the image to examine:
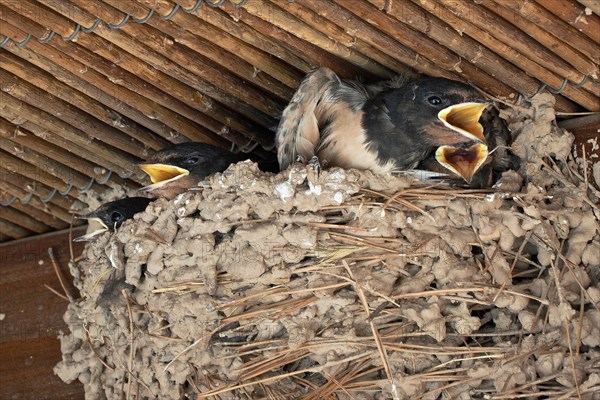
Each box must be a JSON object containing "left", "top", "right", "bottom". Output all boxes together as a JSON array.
[
  {"left": 329, "top": 170, "right": 346, "bottom": 182},
  {"left": 308, "top": 181, "right": 322, "bottom": 196},
  {"left": 407, "top": 217, "right": 413, "bottom": 224},
  {"left": 37, "top": 260, "right": 44, "bottom": 266},
  {"left": 173, "top": 193, "right": 185, "bottom": 205},
  {"left": 587, "top": 137, "right": 598, "bottom": 151},
  {"left": 486, "top": 193, "right": 496, "bottom": 202},
  {"left": 108, "top": 244, "right": 118, "bottom": 269},
  {"left": 333, "top": 191, "right": 344, "bottom": 204},
  {"left": 134, "top": 243, "right": 143, "bottom": 254},
  {"left": 275, "top": 181, "right": 294, "bottom": 200},
  {"left": 177, "top": 207, "right": 186, "bottom": 217}
]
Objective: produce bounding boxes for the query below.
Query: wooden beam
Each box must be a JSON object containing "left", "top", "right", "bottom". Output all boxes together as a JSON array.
[
  {"left": 23, "top": 0, "right": 278, "bottom": 128},
  {"left": 0, "top": 205, "right": 52, "bottom": 234},
  {"left": 482, "top": 1, "right": 597, "bottom": 76},
  {"left": 0, "top": 227, "right": 86, "bottom": 397},
  {"left": 254, "top": 0, "right": 409, "bottom": 77},
  {"left": 0, "top": 217, "right": 33, "bottom": 241},
  {"left": 499, "top": 0, "right": 598, "bottom": 64}
]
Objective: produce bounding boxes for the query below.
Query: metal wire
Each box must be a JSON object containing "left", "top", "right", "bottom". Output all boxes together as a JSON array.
[
  {"left": 107, "top": 14, "right": 130, "bottom": 29},
  {"left": 82, "top": 18, "right": 102, "bottom": 33},
  {"left": 183, "top": 0, "right": 203, "bottom": 13},
  {"left": 133, "top": 8, "right": 155, "bottom": 24},
  {"left": 160, "top": 4, "right": 180, "bottom": 20},
  {"left": 15, "top": 33, "right": 32, "bottom": 47},
  {"left": 38, "top": 31, "right": 56, "bottom": 44},
  {"left": 0, "top": 192, "right": 33, "bottom": 207},
  {"left": 529, "top": 74, "right": 595, "bottom": 99},
  {"left": 206, "top": 0, "right": 226, "bottom": 7},
  {"left": 63, "top": 23, "right": 81, "bottom": 41},
  {"left": 547, "top": 78, "right": 569, "bottom": 94},
  {"left": 0, "top": 170, "right": 136, "bottom": 206}
]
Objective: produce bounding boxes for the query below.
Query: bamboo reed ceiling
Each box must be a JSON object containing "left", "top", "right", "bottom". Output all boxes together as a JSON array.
[{"left": 0, "top": 0, "right": 599, "bottom": 242}]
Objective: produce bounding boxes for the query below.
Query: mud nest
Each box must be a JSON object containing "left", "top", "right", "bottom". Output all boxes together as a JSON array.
[{"left": 56, "top": 94, "right": 600, "bottom": 399}]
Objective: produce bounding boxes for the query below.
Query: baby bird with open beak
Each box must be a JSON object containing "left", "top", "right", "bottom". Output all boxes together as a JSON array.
[
  {"left": 276, "top": 67, "right": 508, "bottom": 186},
  {"left": 139, "top": 142, "right": 278, "bottom": 199},
  {"left": 74, "top": 197, "right": 153, "bottom": 242}
]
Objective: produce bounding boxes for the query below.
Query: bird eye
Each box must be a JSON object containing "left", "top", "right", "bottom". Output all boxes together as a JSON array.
[
  {"left": 184, "top": 156, "right": 201, "bottom": 166},
  {"left": 110, "top": 211, "right": 124, "bottom": 223},
  {"left": 427, "top": 96, "right": 442, "bottom": 106}
]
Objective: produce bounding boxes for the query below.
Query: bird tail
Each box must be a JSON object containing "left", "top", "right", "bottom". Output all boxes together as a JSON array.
[{"left": 276, "top": 67, "right": 341, "bottom": 170}]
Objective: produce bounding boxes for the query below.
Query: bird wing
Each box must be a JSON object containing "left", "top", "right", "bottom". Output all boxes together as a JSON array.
[{"left": 276, "top": 68, "right": 371, "bottom": 170}]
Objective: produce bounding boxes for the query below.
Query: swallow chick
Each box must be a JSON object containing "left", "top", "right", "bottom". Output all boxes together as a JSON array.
[
  {"left": 276, "top": 67, "right": 503, "bottom": 186},
  {"left": 74, "top": 197, "right": 153, "bottom": 242},
  {"left": 139, "top": 142, "right": 278, "bottom": 199}
]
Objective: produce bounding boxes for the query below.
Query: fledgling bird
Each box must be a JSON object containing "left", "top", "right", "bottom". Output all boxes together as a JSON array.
[
  {"left": 138, "top": 142, "right": 278, "bottom": 199},
  {"left": 418, "top": 105, "right": 512, "bottom": 188},
  {"left": 74, "top": 197, "right": 153, "bottom": 242},
  {"left": 276, "top": 67, "right": 507, "bottom": 187}
]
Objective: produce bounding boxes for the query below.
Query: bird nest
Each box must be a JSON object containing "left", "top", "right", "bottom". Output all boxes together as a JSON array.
[{"left": 56, "top": 94, "right": 600, "bottom": 399}]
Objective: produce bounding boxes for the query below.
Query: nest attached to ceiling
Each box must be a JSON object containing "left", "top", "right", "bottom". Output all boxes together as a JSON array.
[{"left": 55, "top": 94, "right": 600, "bottom": 399}]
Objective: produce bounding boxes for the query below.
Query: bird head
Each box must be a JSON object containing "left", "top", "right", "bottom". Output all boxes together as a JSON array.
[
  {"left": 385, "top": 77, "right": 489, "bottom": 146},
  {"left": 74, "top": 197, "right": 152, "bottom": 241},
  {"left": 139, "top": 142, "right": 240, "bottom": 197},
  {"left": 380, "top": 78, "right": 491, "bottom": 181}
]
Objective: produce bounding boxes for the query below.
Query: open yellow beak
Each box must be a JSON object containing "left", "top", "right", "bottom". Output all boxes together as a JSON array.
[
  {"left": 435, "top": 143, "right": 489, "bottom": 183},
  {"left": 73, "top": 217, "right": 109, "bottom": 242},
  {"left": 438, "top": 102, "right": 488, "bottom": 143},
  {"left": 138, "top": 163, "right": 189, "bottom": 191}
]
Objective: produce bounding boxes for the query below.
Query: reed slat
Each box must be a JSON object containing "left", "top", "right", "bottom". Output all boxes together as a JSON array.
[
  {"left": 481, "top": 1, "right": 597, "bottom": 77},
  {"left": 0, "top": 69, "right": 149, "bottom": 159},
  {"left": 0, "top": 205, "right": 52, "bottom": 234},
  {"left": 0, "top": 181, "right": 76, "bottom": 225},
  {"left": 536, "top": 0, "right": 600, "bottom": 44},
  {"left": 0, "top": 167, "right": 85, "bottom": 210},
  {"left": 0, "top": 218, "right": 33, "bottom": 241},
  {"left": 118, "top": 0, "right": 302, "bottom": 93},
  {"left": 0, "top": 117, "right": 131, "bottom": 190},
  {"left": 435, "top": 0, "right": 600, "bottom": 108},
  {"left": 0, "top": 96, "right": 142, "bottom": 182},
  {"left": 1, "top": 50, "right": 171, "bottom": 153},
  {"left": 0, "top": 190, "right": 68, "bottom": 231},
  {"left": 415, "top": 0, "right": 593, "bottom": 111}
]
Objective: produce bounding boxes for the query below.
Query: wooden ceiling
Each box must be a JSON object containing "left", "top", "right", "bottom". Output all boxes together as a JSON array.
[{"left": 1, "top": 0, "right": 599, "bottom": 242}]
